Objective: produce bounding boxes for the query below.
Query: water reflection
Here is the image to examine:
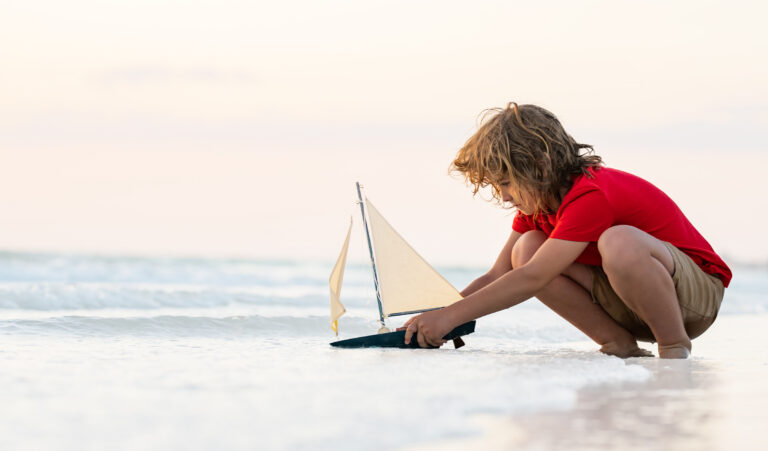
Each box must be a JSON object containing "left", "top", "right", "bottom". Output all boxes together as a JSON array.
[{"left": 512, "top": 328, "right": 768, "bottom": 451}]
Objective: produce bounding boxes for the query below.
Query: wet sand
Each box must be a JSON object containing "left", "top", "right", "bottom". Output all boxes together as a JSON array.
[{"left": 407, "top": 314, "right": 768, "bottom": 450}]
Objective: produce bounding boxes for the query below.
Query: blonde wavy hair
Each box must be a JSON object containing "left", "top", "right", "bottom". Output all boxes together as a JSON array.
[{"left": 451, "top": 103, "right": 602, "bottom": 213}]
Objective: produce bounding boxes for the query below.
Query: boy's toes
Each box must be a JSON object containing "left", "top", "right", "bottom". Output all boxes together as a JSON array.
[
  {"left": 599, "top": 341, "right": 653, "bottom": 358},
  {"left": 625, "top": 347, "right": 654, "bottom": 358}
]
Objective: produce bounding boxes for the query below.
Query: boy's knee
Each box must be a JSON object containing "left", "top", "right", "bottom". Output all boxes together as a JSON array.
[
  {"left": 598, "top": 225, "right": 673, "bottom": 276},
  {"left": 597, "top": 225, "right": 645, "bottom": 270},
  {"left": 511, "top": 231, "right": 547, "bottom": 268}
]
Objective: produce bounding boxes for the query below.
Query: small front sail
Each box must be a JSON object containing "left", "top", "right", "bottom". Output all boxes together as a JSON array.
[
  {"left": 329, "top": 218, "right": 352, "bottom": 335},
  {"left": 365, "top": 200, "right": 462, "bottom": 317}
]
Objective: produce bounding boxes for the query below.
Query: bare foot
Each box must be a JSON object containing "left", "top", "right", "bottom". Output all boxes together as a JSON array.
[
  {"left": 600, "top": 341, "right": 654, "bottom": 358},
  {"left": 658, "top": 342, "right": 691, "bottom": 359}
]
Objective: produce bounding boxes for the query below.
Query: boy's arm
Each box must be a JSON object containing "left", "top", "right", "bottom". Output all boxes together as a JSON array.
[
  {"left": 460, "top": 230, "right": 521, "bottom": 297},
  {"left": 405, "top": 237, "right": 588, "bottom": 347}
]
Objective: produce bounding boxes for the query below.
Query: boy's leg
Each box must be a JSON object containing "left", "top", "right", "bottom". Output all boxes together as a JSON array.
[
  {"left": 512, "top": 231, "right": 651, "bottom": 358},
  {"left": 597, "top": 225, "right": 691, "bottom": 359}
]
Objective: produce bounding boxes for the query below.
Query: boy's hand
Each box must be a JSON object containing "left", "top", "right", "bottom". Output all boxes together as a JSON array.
[{"left": 402, "top": 309, "right": 453, "bottom": 348}]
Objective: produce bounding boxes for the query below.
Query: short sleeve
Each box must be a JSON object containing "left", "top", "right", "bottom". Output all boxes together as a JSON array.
[
  {"left": 512, "top": 211, "right": 535, "bottom": 234},
  {"left": 550, "top": 190, "right": 614, "bottom": 242}
]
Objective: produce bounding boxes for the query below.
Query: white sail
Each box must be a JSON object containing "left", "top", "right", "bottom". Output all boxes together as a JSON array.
[
  {"left": 365, "top": 200, "right": 462, "bottom": 317},
  {"left": 329, "top": 218, "right": 352, "bottom": 335}
]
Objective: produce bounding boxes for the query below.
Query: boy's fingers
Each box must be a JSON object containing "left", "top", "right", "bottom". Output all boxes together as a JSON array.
[
  {"left": 404, "top": 323, "right": 416, "bottom": 344},
  {"left": 426, "top": 334, "right": 443, "bottom": 348},
  {"left": 417, "top": 331, "right": 428, "bottom": 348},
  {"left": 397, "top": 318, "right": 414, "bottom": 332}
]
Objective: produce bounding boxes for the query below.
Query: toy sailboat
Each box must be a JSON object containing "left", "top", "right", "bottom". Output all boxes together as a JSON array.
[{"left": 329, "top": 182, "right": 476, "bottom": 349}]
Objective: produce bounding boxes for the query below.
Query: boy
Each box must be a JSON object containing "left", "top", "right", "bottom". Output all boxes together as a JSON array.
[{"left": 404, "top": 103, "right": 731, "bottom": 358}]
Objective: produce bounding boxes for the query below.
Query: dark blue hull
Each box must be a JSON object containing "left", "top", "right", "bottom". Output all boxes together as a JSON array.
[{"left": 330, "top": 321, "right": 476, "bottom": 349}]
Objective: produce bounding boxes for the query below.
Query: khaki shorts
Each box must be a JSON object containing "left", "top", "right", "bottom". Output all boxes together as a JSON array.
[{"left": 591, "top": 242, "right": 725, "bottom": 342}]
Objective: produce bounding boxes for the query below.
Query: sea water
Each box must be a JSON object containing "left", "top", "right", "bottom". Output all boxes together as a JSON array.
[{"left": 0, "top": 252, "right": 764, "bottom": 450}]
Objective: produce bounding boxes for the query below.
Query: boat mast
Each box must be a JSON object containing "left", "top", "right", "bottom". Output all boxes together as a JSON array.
[{"left": 356, "top": 182, "right": 386, "bottom": 328}]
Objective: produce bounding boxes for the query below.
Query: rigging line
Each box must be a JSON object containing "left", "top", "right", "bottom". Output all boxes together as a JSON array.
[{"left": 356, "top": 182, "right": 386, "bottom": 327}]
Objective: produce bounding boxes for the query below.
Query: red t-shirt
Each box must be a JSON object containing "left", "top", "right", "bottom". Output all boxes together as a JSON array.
[{"left": 511, "top": 167, "right": 732, "bottom": 287}]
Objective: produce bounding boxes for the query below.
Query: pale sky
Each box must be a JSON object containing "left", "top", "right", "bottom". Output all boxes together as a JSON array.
[{"left": 0, "top": 1, "right": 766, "bottom": 266}]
